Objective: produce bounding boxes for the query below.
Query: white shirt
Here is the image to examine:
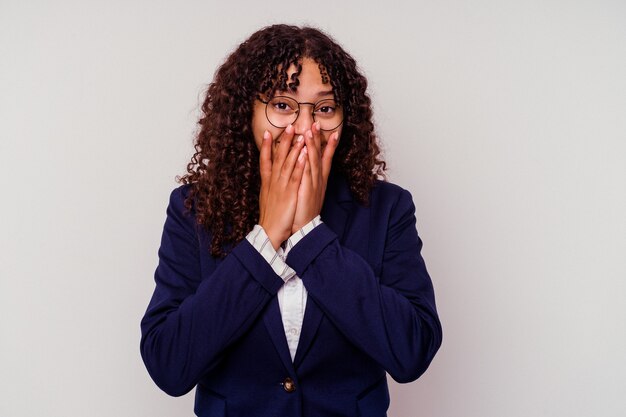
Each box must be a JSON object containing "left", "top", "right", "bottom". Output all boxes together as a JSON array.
[{"left": 245, "top": 216, "right": 322, "bottom": 361}]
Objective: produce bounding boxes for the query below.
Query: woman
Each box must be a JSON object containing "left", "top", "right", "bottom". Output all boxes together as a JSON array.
[{"left": 140, "top": 24, "right": 442, "bottom": 417}]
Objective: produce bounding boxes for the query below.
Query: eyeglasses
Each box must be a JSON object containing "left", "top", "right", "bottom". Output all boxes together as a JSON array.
[{"left": 258, "top": 95, "right": 343, "bottom": 131}]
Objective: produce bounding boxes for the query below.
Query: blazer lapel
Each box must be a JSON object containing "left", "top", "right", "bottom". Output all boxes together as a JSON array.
[
  {"left": 320, "top": 170, "right": 354, "bottom": 241},
  {"left": 263, "top": 297, "right": 296, "bottom": 375},
  {"left": 293, "top": 297, "right": 324, "bottom": 367},
  {"left": 293, "top": 171, "right": 354, "bottom": 367}
]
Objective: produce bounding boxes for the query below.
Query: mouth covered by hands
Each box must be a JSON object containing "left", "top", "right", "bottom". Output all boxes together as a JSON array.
[{"left": 258, "top": 122, "right": 340, "bottom": 250}]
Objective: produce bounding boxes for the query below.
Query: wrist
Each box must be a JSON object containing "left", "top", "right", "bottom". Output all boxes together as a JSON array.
[
  {"left": 291, "top": 219, "right": 309, "bottom": 235},
  {"left": 262, "top": 225, "right": 286, "bottom": 251},
  {"left": 292, "top": 211, "right": 319, "bottom": 234}
]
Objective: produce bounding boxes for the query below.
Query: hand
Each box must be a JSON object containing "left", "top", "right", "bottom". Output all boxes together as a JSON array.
[
  {"left": 259, "top": 125, "right": 307, "bottom": 250},
  {"left": 291, "top": 122, "right": 340, "bottom": 234}
]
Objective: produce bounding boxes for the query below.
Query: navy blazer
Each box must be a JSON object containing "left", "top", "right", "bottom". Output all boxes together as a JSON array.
[{"left": 140, "top": 172, "right": 442, "bottom": 417}]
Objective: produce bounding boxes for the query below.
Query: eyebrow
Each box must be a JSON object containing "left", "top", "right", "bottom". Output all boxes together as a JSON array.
[
  {"left": 276, "top": 89, "right": 335, "bottom": 99},
  {"left": 315, "top": 90, "right": 334, "bottom": 98}
]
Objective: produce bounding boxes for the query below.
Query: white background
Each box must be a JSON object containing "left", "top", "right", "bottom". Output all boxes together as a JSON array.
[{"left": 1, "top": 1, "right": 625, "bottom": 416}]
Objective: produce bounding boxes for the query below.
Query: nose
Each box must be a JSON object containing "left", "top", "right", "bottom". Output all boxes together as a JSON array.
[{"left": 293, "top": 106, "right": 315, "bottom": 135}]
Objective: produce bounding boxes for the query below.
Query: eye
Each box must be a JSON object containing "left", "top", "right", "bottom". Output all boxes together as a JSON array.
[
  {"left": 314, "top": 101, "right": 337, "bottom": 116},
  {"left": 317, "top": 105, "right": 334, "bottom": 114},
  {"left": 269, "top": 97, "right": 297, "bottom": 113}
]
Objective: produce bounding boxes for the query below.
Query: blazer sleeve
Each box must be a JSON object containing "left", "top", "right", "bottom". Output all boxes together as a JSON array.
[
  {"left": 140, "top": 186, "right": 284, "bottom": 397},
  {"left": 285, "top": 188, "right": 443, "bottom": 383}
]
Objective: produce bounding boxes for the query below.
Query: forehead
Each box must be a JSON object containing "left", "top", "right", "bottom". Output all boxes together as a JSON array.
[
  {"left": 286, "top": 58, "right": 325, "bottom": 79},
  {"left": 274, "top": 58, "right": 332, "bottom": 96}
]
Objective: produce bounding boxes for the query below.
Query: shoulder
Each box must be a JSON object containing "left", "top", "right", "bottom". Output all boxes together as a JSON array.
[
  {"left": 166, "top": 183, "right": 195, "bottom": 214},
  {"left": 169, "top": 183, "right": 193, "bottom": 202},
  {"left": 162, "top": 183, "right": 200, "bottom": 235},
  {"left": 369, "top": 179, "right": 415, "bottom": 212},
  {"left": 371, "top": 179, "right": 408, "bottom": 198}
]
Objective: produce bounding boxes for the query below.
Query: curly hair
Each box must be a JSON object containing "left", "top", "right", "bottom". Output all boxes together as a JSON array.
[{"left": 177, "top": 24, "right": 387, "bottom": 257}]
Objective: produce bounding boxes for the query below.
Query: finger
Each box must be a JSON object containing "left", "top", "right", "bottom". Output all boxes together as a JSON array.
[
  {"left": 302, "top": 146, "right": 312, "bottom": 185},
  {"left": 280, "top": 134, "right": 305, "bottom": 182},
  {"left": 289, "top": 146, "right": 307, "bottom": 188},
  {"left": 311, "top": 122, "right": 322, "bottom": 157},
  {"left": 305, "top": 131, "right": 320, "bottom": 188},
  {"left": 321, "top": 131, "right": 340, "bottom": 182},
  {"left": 271, "top": 124, "right": 296, "bottom": 179},
  {"left": 260, "top": 130, "right": 273, "bottom": 183}
]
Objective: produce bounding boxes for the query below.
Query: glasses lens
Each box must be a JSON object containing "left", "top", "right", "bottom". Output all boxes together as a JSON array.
[
  {"left": 265, "top": 96, "right": 298, "bottom": 128},
  {"left": 314, "top": 99, "right": 343, "bottom": 131}
]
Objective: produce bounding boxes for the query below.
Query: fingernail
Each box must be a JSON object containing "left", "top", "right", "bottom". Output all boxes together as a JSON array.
[
  {"left": 298, "top": 150, "right": 305, "bottom": 161},
  {"left": 315, "top": 121, "right": 321, "bottom": 130},
  {"left": 333, "top": 132, "right": 339, "bottom": 141},
  {"left": 286, "top": 124, "right": 294, "bottom": 134},
  {"left": 306, "top": 130, "right": 313, "bottom": 138},
  {"left": 263, "top": 130, "right": 270, "bottom": 140},
  {"left": 297, "top": 135, "right": 304, "bottom": 143},
  {"left": 302, "top": 146, "right": 308, "bottom": 154}
]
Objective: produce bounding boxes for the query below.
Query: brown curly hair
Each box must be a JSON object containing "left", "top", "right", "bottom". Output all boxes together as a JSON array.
[{"left": 177, "top": 24, "right": 387, "bottom": 257}]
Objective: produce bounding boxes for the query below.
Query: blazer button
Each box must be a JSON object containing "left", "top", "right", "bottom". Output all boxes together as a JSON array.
[{"left": 282, "top": 377, "right": 296, "bottom": 393}]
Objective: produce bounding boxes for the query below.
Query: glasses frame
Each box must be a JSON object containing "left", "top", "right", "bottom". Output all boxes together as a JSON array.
[{"left": 257, "top": 95, "right": 344, "bottom": 131}]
